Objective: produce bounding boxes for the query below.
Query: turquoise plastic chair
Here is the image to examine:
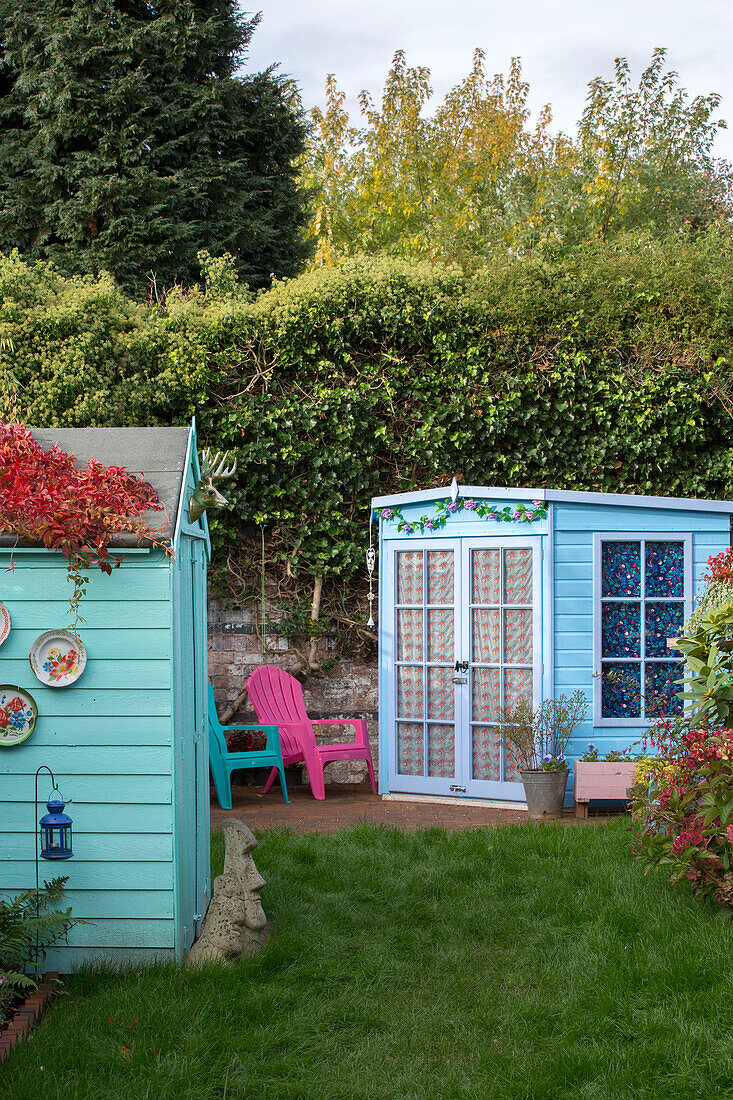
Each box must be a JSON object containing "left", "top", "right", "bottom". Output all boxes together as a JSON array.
[{"left": 208, "top": 683, "right": 289, "bottom": 809}]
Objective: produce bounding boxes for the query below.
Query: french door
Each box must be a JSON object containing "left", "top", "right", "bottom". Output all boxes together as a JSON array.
[{"left": 387, "top": 537, "right": 542, "bottom": 800}]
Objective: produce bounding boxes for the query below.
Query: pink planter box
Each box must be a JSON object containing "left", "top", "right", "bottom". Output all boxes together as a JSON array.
[{"left": 573, "top": 761, "right": 637, "bottom": 818}]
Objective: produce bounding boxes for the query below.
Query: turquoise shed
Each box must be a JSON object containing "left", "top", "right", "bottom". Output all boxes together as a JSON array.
[
  {"left": 372, "top": 484, "right": 732, "bottom": 805},
  {"left": 0, "top": 426, "right": 210, "bottom": 967}
]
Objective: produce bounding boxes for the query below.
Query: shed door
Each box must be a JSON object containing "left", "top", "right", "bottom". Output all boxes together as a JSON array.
[{"left": 387, "top": 537, "right": 541, "bottom": 800}]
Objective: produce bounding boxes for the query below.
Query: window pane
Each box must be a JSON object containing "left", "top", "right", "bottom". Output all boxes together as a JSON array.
[
  {"left": 601, "top": 662, "right": 641, "bottom": 718},
  {"left": 397, "top": 723, "right": 423, "bottom": 775},
  {"left": 645, "top": 603, "right": 684, "bottom": 658},
  {"left": 504, "top": 609, "right": 533, "bottom": 664},
  {"left": 428, "top": 667, "right": 454, "bottom": 720},
  {"left": 473, "top": 668, "right": 500, "bottom": 722},
  {"left": 505, "top": 668, "right": 533, "bottom": 710},
  {"left": 504, "top": 549, "right": 532, "bottom": 604},
  {"left": 427, "top": 609, "right": 454, "bottom": 661},
  {"left": 472, "top": 726, "right": 500, "bottom": 781},
  {"left": 472, "top": 549, "right": 500, "bottom": 603},
  {"left": 602, "top": 601, "right": 641, "bottom": 658},
  {"left": 472, "top": 608, "right": 500, "bottom": 662},
  {"left": 397, "top": 609, "right": 423, "bottom": 661},
  {"left": 645, "top": 542, "right": 684, "bottom": 598},
  {"left": 427, "top": 551, "right": 454, "bottom": 604},
  {"left": 397, "top": 666, "right": 423, "bottom": 719},
  {"left": 602, "top": 541, "right": 641, "bottom": 598},
  {"left": 645, "top": 662, "right": 683, "bottom": 717},
  {"left": 397, "top": 551, "right": 423, "bottom": 604},
  {"left": 428, "top": 723, "right": 455, "bottom": 778}
]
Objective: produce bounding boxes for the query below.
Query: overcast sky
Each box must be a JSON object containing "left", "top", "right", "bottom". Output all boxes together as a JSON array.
[{"left": 243, "top": 1, "right": 733, "bottom": 160}]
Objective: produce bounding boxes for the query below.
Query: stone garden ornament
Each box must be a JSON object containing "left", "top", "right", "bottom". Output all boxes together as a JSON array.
[
  {"left": 186, "top": 819, "right": 271, "bottom": 967},
  {"left": 188, "top": 448, "right": 237, "bottom": 523}
]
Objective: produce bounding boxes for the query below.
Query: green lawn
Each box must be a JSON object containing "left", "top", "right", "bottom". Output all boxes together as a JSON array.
[{"left": 3, "top": 820, "right": 733, "bottom": 1099}]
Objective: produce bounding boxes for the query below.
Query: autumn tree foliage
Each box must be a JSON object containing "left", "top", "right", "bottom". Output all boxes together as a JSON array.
[{"left": 303, "top": 48, "right": 731, "bottom": 266}]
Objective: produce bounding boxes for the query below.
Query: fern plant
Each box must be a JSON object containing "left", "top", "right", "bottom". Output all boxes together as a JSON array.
[{"left": 0, "top": 877, "right": 75, "bottom": 1026}]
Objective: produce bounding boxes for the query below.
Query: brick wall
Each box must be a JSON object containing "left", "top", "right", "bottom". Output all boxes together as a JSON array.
[{"left": 207, "top": 595, "right": 378, "bottom": 785}]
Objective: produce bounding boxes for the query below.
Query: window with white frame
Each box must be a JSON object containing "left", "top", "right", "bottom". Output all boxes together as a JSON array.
[{"left": 594, "top": 534, "right": 691, "bottom": 723}]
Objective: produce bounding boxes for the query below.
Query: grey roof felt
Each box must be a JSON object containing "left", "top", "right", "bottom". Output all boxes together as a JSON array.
[{"left": 0, "top": 426, "right": 190, "bottom": 548}]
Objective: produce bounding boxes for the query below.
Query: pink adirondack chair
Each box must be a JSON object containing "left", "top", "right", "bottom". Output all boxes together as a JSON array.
[{"left": 246, "top": 665, "right": 377, "bottom": 800}]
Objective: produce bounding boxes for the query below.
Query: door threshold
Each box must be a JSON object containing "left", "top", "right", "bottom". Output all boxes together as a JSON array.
[{"left": 382, "top": 792, "right": 528, "bottom": 811}]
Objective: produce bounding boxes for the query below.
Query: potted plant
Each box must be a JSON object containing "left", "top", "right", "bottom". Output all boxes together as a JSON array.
[
  {"left": 497, "top": 691, "right": 587, "bottom": 819},
  {"left": 573, "top": 744, "right": 643, "bottom": 818}
]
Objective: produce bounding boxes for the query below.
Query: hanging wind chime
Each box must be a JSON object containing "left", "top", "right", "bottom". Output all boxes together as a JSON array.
[{"left": 366, "top": 512, "right": 376, "bottom": 628}]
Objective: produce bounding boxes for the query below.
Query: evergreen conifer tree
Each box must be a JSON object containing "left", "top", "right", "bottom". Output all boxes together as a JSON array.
[{"left": 0, "top": 1, "right": 310, "bottom": 291}]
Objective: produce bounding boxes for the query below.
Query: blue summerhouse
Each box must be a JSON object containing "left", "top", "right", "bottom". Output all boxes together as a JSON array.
[
  {"left": 0, "top": 426, "right": 210, "bottom": 967},
  {"left": 372, "top": 484, "right": 731, "bottom": 805}
]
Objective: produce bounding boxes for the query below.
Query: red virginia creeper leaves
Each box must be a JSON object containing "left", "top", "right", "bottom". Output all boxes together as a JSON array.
[{"left": 0, "top": 421, "right": 168, "bottom": 571}]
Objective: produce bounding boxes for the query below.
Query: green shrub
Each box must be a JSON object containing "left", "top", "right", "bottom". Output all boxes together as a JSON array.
[
  {"left": 0, "top": 877, "right": 74, "bottom": 1025},
  {"left": 3, "top": 236, "right": 733, "bottom": 652}
]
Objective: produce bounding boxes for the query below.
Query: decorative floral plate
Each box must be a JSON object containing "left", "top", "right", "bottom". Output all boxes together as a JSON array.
[
  {"left": 0, "top": 685, "right": 37, "bottom": 747},
  {"left": 0, "top": 602, "right": 10, "bottom": 648},
  {"left": 29, "top": 630, "right": 87, "bottom": 687}
]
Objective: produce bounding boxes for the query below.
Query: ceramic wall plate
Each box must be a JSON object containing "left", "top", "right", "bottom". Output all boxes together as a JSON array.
[
  {"left": 29, "top": 630, "right": 87, "bottom": 687},
  {"left": 0, "top": 685, "right": 37, "bottom": 747},
  {"left": 0, "top": 602, "right": 10, "bottom": 648}
]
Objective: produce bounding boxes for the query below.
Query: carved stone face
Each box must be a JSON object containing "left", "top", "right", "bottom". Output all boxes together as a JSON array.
[{"left": 239, "top": 853, "right": 267, "bottom": 930}]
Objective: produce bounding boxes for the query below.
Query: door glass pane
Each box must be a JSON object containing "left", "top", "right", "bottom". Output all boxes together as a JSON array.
[
  {"left": 427, "top": 551, "right": 454, "bottom": 604},
  {"left": 472, "top": 550, "right": 500, "bottom": 603},
  {"left": 397, "top": 551, "right": 423, "bottom": 604},
  {"left": 473, "top": 668, "right": 500, "bottom": 722},
  {"left": 505, "top": 668, "right": 532, "bottom": 710},
  {"left": 473, "top": 726, "right": 500, "bottom": 781},
  {"left": 428, "top": 666, "right": 454, "bottom": 720},
  {"left": 504, "top": 549, "right": 532, "bottom": 604},
  {"left": 397, "top": 666, "right": 423, "bottom": 719},
  {"left": 397, "top": 609, "right": 423, "bottom": 661},
  {"left": 601, "top": 602, "right": 641, "bottom": 658},
  {"left": 428, "top": 724, "right": 455, "bottom": 777},
  {"left": 645, "top": 542, "right": 684, "bottom": 598},
  {"left": 645, "top": 603, "right": 684, "bottom": 658},
  {"left": 398, "top": 723, "right": 423, "bottom": 775},
  {"left": 504, "top": 609, "right": 532, "bottom": 664},
  {"left": 427, "top": 609, "right": 454, "bottom": 661},
  {"left": 472, "top": 608, "right": 500, "bottom": 662},
  {"left": 504, "top": 748, "right": 522, "bottom": 783}
]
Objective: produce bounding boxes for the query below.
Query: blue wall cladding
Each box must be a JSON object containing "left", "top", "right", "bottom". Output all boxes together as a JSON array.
[{"left": 601, "top": 541, "right": 641, "bottom": 597}]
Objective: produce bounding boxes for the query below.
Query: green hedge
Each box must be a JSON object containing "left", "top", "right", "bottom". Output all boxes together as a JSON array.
[{"left": 2, "top": 239, "right": 732, "bottom": 636}]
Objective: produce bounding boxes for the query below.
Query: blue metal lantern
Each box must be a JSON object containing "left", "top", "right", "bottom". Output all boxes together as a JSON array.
[{"left": 39, "top": 794, "right": 73, "bottom": 860}]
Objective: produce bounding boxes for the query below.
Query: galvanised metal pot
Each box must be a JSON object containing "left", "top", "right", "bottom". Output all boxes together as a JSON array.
[{"left": 520, "top": 768, "right": 569, "bottom": 820}]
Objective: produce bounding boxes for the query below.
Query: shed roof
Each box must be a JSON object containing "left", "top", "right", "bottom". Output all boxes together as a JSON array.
[
  {"left": 0, "top": 426, "right": 191, "bottom": 549},
  {"left": 371, "top": 484, "right": 733, "bottom": 515}
]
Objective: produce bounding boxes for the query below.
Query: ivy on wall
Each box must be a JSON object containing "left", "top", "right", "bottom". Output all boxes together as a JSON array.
[{"left": 1, "top": 238, "right": 732, "bottom": 658}]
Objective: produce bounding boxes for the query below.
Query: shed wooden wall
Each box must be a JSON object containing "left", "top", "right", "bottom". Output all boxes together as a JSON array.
[
  {"left": 553, "top": 502, "right": 731, "bottom": 765},
  {"left": 0, "top": 548, "right": 177, "bottom": 969}
]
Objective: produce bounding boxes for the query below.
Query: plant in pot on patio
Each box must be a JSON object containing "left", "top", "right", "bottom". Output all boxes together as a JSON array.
[{"left": 497, "top": 691, "right": 588, "bottom": 820}]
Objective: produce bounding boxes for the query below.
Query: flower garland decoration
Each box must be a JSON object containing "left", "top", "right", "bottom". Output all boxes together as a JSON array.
[{"left": 376, "top": 497, "right": 548, "bottom": 534}]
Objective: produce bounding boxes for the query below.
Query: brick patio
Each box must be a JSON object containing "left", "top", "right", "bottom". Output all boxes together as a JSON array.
[{"left": 209, "top": 782, "right": 617, "bottom": 833}]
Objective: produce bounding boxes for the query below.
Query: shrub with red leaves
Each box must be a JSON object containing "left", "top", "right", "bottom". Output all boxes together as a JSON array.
[{"left": 704, "top": 547, "right": 733, "bottom": 584}]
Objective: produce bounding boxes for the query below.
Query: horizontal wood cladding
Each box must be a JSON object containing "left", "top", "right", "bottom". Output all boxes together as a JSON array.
[
  {"left": 0, "top": 601, "right": 171, "bottom": 629},
  {"left": 2, "top": 745, "right": 172, "bottom": 775},
  {"left": 0, "top": 774, "right": 172, "bottom": 802},
  {"left": 2, "top": 861, "right": 174, "bottom": 891},
  {"left": 1, "top": 629, "right": 171, "bottom": 660},
  {"left": 2, "top": 832, "right": 173, "bottom": 861}
]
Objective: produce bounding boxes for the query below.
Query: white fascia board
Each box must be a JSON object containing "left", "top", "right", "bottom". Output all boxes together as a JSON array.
[{"left": 371, "top": 485, "right": 733, "bottom": 514}]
